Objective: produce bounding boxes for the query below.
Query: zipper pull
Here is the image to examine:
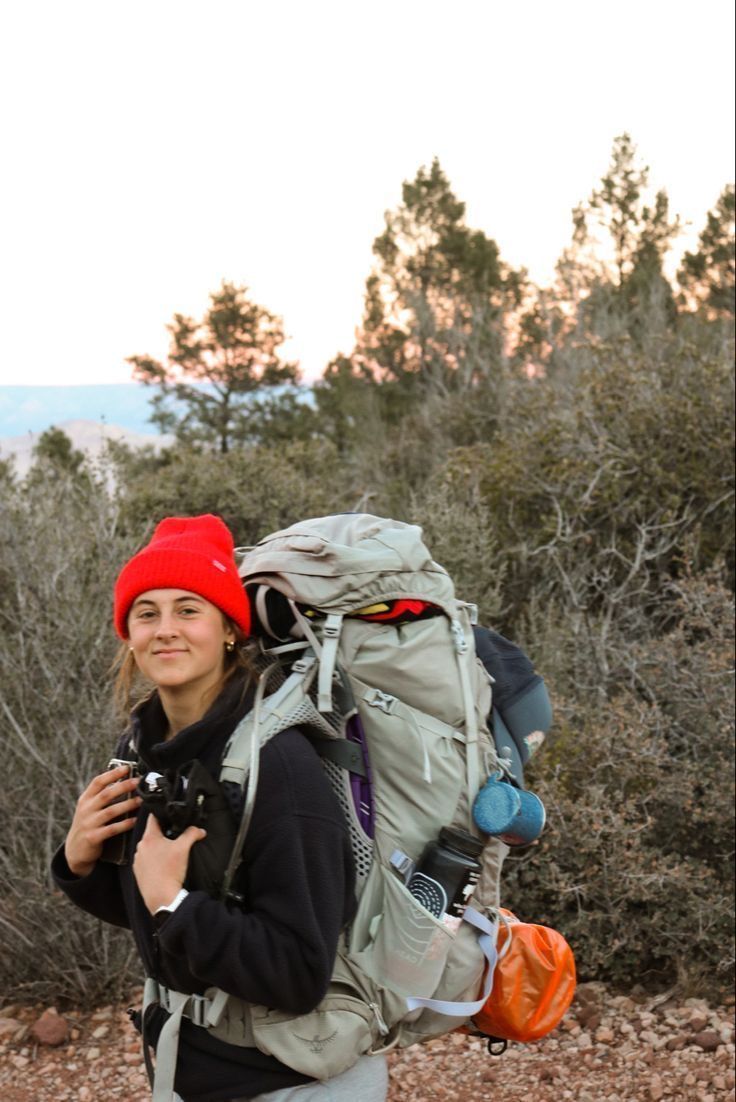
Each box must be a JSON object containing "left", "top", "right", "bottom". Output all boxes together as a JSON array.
[{"left": 369, "top": 1002, "right": 389, "bottom": 1036}]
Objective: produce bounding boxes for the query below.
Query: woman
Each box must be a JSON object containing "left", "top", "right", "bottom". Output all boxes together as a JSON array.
[{"left": 51, "top": 514, "right": 389, "bottom": 1102}]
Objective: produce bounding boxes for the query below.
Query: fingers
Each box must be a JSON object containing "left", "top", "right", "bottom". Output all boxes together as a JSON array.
[
  {"left": 143, "top": 813, "right": 162, "bottom": 836},
  {"left": 141, "top": 818, "right": 206, "bottom": 849},
  {"left": 101, "top": 812, "right": 140, "bottom": 836},
  {"left": 88, "top": 765, "right": 133, "bottom": 796},
  {"left": 180, "top": 825, "right": 207, "bottom": 848},
  {"left": 81, "top": 774, "right": 139, "bottom": 819},
  {"left": 102, "top": 777, "right": 141, "bottom": 803},
  {"left": 97, "top": 795, "right": 142, "bottom": 825}
]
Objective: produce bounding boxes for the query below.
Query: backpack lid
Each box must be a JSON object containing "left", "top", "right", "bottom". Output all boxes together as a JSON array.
[{"left": 238, "top": 514, "right": 456, "bottom": 614}]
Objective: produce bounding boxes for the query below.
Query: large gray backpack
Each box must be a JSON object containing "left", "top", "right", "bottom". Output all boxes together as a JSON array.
[{"left": 145, "top": 515, "right": 513, "bottom": 1100}]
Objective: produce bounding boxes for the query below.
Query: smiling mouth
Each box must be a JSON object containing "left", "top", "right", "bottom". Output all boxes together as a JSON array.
[{"left": 153, "top": 650, "right": 188, "bottom": 656}]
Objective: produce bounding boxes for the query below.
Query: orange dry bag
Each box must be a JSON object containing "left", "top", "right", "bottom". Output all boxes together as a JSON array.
[{"left": 472, "top": 909, "right": 576, "bottom": 1043}]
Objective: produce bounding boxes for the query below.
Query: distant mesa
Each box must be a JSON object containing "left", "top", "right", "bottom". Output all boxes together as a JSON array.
[{"left": 0, "top": 419, "right": 174, "bottom": 477}]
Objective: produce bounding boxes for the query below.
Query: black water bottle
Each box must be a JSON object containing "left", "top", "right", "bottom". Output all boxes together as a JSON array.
[{"left": 407, "top": 827, "right": 483, "bottom": 930}]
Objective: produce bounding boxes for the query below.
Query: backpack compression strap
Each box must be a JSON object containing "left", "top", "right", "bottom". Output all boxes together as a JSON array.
[
  {"left": 451, "top": 617, "right": 482, "bottom": 822},
  {"left": 405, "top": 907, "right": 499, "bottom": 1016}
]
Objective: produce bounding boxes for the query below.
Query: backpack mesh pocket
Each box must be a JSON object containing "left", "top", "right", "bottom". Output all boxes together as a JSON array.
[{"left": 354, "top": 865, "right": 454, "bottom": 999}]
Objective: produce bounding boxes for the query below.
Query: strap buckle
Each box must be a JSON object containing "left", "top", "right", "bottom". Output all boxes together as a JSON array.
[{"left": 187, "top": 994, "right": 209, "bottom": 1028}]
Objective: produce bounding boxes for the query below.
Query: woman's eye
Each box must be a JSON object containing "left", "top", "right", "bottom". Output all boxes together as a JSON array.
[{"left": 179, "top": 606, "right": 199, "bottom": 616}]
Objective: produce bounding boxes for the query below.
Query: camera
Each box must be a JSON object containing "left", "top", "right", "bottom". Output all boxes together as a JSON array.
[
  {"left": 100, "top": 758, "right": 139, "bottom": 865},
  {"left": 137, "top": 768, "right": 208, "bottom": 838}
]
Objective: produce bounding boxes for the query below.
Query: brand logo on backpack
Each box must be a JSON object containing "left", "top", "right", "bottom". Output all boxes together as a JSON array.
[{"left": 293, "top": 1029, "right": 338, "bottom": 1054}]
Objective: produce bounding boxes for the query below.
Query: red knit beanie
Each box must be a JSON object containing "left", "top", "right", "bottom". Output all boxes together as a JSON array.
[{"left": 113, "top": 514, "right": 251, "bottom": 640}]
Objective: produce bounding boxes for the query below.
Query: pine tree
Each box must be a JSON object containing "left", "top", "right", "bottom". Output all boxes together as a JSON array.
[
  {"left": 678, "top": 184, "right": 735, "bottom": 319},
  {"left": 128, "top": 281, "right": 301, "bottom": 453},
  {"left": 347, "top": 159, "right": 522, "bottom": 410}
]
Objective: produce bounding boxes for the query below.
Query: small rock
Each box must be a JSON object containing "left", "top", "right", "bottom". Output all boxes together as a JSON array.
[
  {"left": 575, "top": 982, "right": 606, "bottom": 1006},
  {"left": 713, "top": 1075, "right": 726, "bottom": 1090},
  {"left": 649, "top": 1074, "right": 663, "bottom": 1101},
  {"left": 688, "top": 1013, "right": 710, "bottom": 1032},
  {"left": 578, "top": 1008, "right": 602, "bottom": 1030},
  {"left": 577, "top": 1031, "right": 593, "bottom": 1049},
  {"left": 595, "top": 1027, "right": 615, "bottom": 1044},
  {"left": 666, "top": 1033, "right": 688, "bottom": 1050},
  {"left": 85, "top": 1045, "right": 101, "bottom": 1060},
  {"left": 92, "top": 1023, "right": 110, "bottom": 1039},
  {"left": 31, "top": 1008, "right": 69, "bottom": 1046},
  {"left": 11, "top": 1054, "right": 29, "bottom": 1069},
  {"left": 640, "top": 1029, "right": 660, "bottom": 1044},
  {"left": 610, "top": 995, "right": 637, "bottom": 1012},
  {"left": 692, "top": 1030, "right": 721, "bottom": 1051},
  {"left": 0, "top": 1018, "right": 20, "bottom": 1038},
  {"left": 78, "top": 1089, "right": 92, "bottom": 1102}
]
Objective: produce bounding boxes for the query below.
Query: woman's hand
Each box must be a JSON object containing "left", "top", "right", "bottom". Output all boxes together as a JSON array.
[
  {"left": 65, "top": 765, "right": 142, "bottom": 878},
  {"left": 133, "top": 813, "right": 207, "bottom": 914}
]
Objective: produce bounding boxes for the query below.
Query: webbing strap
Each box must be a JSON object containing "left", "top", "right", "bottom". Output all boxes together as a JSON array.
[
  {"left": 289, "top": 604, "right": 343, "bottom": 713},
  {"left": 313, "top": 736, "right": 367, "bottom": 776},
  {"left": 152, "top": 990, "right": 188, "bottom": 1102},
  {"left": 143, "top": 980, "right": 238, "bottom": 1102},
  {"left": 453, "top": 619, "right": 482, "bottom": 824},
  {"left": 405, "top": 907, "right": 499, "bottom": 1016},
  {"left": 219, "top": 662, "right": 277, "bottom": 900}
]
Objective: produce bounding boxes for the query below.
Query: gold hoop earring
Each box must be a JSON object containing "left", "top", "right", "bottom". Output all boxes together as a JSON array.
[{"left": 225, "top": 640, "right": 235, "bottom": 653}]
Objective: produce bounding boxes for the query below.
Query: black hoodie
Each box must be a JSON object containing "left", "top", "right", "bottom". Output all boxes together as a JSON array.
[{"left": 51, "top": 674, "right": 357, "bottom": 1102}]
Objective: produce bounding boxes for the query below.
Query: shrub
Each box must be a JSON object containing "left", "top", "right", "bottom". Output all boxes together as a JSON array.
[
  {"left": 115, "top": 438, "right": 353, "bottom": 546},
  {"left": 502, "top": 570, "right": 735, "bottom": 991},
  {"left": 0, "top": 468, "right": 140, "bottom": 1003}
]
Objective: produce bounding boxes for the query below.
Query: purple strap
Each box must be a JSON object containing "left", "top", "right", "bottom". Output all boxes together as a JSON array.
[{"left": 346, "top": 713, "right": 375, "bottom": 838}]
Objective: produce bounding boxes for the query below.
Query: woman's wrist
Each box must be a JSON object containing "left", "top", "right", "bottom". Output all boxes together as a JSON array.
[{"left": 66, "top": 851, "right": 96, "bottom": 878}]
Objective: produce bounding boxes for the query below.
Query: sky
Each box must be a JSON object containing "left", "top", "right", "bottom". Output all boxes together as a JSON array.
[{"left": 0, "top": 0, "right": 733, "bottom": 387}]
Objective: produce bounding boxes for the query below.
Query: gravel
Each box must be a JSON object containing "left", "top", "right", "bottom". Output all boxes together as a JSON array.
[{"left": 0, "top": 982, "right": 733, "bottom": 1101}]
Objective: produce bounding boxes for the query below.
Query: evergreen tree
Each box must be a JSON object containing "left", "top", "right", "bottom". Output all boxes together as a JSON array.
[
  {"left": 555, "top": 134, "right": 680, "bottom": 340},
  {"left": 341, "top": 159, "right": 522, "bottom": 411},
  {"left": 677, "top": 184, "right": 735, "bottom": 319},
  {"left": 32, "top": 426, "right": 85, "bottom": 474},
  {"left": 128, "top": 281, "right": 301, "bottom": 453}
]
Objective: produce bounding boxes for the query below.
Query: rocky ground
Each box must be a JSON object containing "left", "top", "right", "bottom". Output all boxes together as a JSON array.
[{"left": 0, "top": 983, "right": 733, "bottom": 1101}]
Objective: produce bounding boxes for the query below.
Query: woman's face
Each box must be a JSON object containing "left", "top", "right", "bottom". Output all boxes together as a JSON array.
[{"left": 127, "top": 589, "right": 235, "bottom": 695}]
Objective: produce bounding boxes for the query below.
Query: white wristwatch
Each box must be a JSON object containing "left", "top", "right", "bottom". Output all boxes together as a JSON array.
[{"left": 153, "top": 888, "right": 189, "bottom": 928}]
